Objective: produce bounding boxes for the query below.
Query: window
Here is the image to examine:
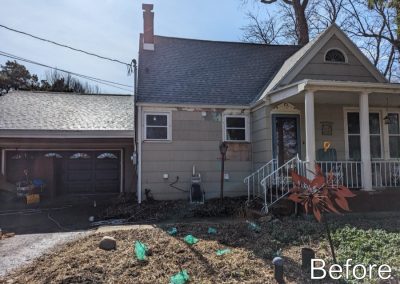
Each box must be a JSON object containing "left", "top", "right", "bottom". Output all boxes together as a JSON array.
[
  {"left": 44, "top": 153, "right": 63, "bottom": 158},
  {"left": 97, "top": 153, "right": 118, "bottom": 159},
  {"left": 11, "top": 153, "right": 23, "bottom": 160},
  {"left": 325, "top": 49, "right": 346, "bottom": 63},
  {"left": 388, "top": 113, "right": 400, "bottom": 158},
  {"left": 144, "top": 112, "right": 171, "bottom": 140},
  {"left": 223, "top": 115, "right": 249, "bottom": 142},
  {"left": 346, "top": 112, "right": 382, "bottom": 160},
  {"left": 70, "top": 153, "right": 91, "bottom": 159}
]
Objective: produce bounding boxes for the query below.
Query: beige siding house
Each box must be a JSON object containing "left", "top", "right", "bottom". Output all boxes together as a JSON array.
[{"left": 136, "top": 5, "right": 400, "bottom": 210}]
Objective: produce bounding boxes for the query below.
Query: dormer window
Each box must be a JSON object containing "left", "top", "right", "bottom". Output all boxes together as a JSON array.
[{"left": 325, "top": 49, "right": 347, "bottom": 63}]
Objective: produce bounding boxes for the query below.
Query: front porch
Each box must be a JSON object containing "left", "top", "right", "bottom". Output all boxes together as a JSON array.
[
  {"left": 266, "top": 79, "right": 400, "bottom": 191},
  {"left": 246, "top": 79, "right": 400, "bottom": 213}
]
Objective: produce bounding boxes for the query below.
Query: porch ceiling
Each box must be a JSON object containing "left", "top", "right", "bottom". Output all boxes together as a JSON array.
[
  {"left": 265, "top": 79, "right": 400, "bottom": 106},
  {"left": 280, "top": 91, "right": 400, "bottom": 106}
]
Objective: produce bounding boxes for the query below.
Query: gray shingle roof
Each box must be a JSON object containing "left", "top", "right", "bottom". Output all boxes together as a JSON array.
[
  {"left": 0, "top": 91, "right": 134, "bottom": 131},
  {"left": 137, "top": 35, "right": 301, "bottom": 106}
]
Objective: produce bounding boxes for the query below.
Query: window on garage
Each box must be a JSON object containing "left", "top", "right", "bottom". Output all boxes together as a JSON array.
[{"left": 70, "top": 153, "right": 91, "bottom": 159}]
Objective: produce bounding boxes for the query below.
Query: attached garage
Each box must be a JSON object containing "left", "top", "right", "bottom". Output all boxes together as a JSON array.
[
  {"left": 4, "top": 150, "right": 122, "bottom": 195},
  {"left": 0, "top": 91, "right": 136, "bottom": 198}
]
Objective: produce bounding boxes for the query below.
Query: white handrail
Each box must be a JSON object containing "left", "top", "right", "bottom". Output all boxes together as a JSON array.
[
  {"left": 244, "top": 159, "right": 277, "bottom": 202},
  {"left": 259, "top": 155, "right": 304, "bottom": 214}
]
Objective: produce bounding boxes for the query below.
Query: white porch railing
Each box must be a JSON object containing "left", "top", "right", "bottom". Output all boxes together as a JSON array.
[
  {"left": 259, "top": 155, "right": 306, "bottom": 213},
  {"left": 316, "top": 161, "right": 363, "bottom": 189},
  {"left": 371, "top": 160, "right": 400, "bottom": 188},
  {"left": 244, "top": 159, "right": 277, "bottom": 202}
]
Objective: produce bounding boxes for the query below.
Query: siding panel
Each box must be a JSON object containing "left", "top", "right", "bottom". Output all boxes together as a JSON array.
[{"left": 141, "top": 109, "right": 252, "bottom": 200}]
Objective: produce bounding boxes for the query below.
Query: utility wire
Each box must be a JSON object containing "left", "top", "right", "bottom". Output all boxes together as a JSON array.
[
  {"left": 0, "top": 50, "right": 133, "bottom": 92},
  {"left": 0, "top": 23, "right": 136, "bottom": 74}
]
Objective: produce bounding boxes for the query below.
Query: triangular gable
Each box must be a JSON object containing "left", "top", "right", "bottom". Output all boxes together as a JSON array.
[{"left": 259, "top": 24, "right": 387, "bottom": 100}]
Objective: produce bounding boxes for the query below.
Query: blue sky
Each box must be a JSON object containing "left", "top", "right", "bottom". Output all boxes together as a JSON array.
[{"left": 0, "top": 0, "right": 268, "bottom": 94}]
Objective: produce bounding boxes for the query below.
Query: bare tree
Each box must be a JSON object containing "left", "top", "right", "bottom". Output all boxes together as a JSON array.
[
  {"left": 44, "top": 70, "right": 100, "bottom": 93},
  {"left": 240, "top": 0, "right": 398, "bottom": 81},
  {"left": 261, "top": 0, "right": 310, "bottom": 45},
  {"left": 343, "top": 0, "right": 399, "bottom": 81},
  {"left": 308, "top": 0, "right": 345, "bottom": 34},
  {"left": 241, "top": 11, "right": 283, "bottom": 44}
]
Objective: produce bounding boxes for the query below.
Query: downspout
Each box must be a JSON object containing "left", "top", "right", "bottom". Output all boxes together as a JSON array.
[
  {"left": 132, "top": 59, "right": 142, "bottom": 204},
  {"left": 137, "top": 105, "right": 142, "bottom": 204},
  {"left": 1, "top": 149, "right": 5, "bottom": 176}
]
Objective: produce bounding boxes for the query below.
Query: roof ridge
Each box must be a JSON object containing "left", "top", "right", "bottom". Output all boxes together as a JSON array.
[
  {"left": 151, "top": 34, "right": 301, "bottom": 47},
  {"left": 8, "top": 90, "right": 132, "bottom": 97}
]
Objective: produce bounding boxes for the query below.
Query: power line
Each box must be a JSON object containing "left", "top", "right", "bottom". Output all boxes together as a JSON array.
[
  {"left": 0, "top": 50, "right": 134, "bottom": 92},
  {"left": 0, "top": 23, "right": 136, "bottom": 74},
  {"left": 0, "top": 50, "right": 133, "bottom": 89}
]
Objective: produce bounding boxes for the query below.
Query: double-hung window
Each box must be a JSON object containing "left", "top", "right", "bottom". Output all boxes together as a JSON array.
[
  {"left": 346, "top": 112, "right": 382, "bottom": 160},
  {"left": 223, "top": 115, "right": 249, "bottom": 142},
  {"left": 388, "top": 113, "right": 400, "bottom": 158},
  {"left": 144, "top": 112, "right": 171, "bottom": 141}
]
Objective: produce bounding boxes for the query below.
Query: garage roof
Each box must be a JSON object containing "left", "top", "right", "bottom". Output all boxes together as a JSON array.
[{"left": 0, "top": 91, "right": 134, "bottom": 136}]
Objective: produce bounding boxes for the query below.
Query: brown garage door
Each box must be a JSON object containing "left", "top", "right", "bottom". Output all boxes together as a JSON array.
[
  {"left": 61, "top": 151, "right": 121, "bottom": 194},
  {"left": 6, "top": 150, "right": 121, "bottom": 194}
]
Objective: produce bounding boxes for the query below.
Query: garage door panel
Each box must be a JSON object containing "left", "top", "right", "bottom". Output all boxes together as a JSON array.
[
  {"left": 65, "top": 171, "right": 93, "bottom": 182},
  {"left": 95, "top": 162, "right": 119, "bottom": 170},
  {"left": 95, "top": 183, "right": 119, "bottom": 192},
  {"left": 65, "top": 183, "right": 94, "bottom": 193},
  {"left": 62, "top": 150, "right": 121, "bottom": 194},
  {"left": 95, "top": 171, "right": 119, "bottom": 181},
  {"left": 65, "top": 160, "right": 93, "bottom": 170}
]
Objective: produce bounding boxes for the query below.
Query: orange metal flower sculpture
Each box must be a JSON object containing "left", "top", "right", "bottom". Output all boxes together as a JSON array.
[{"left": 288, "top": 165, "right": 356, "bottom": 222}]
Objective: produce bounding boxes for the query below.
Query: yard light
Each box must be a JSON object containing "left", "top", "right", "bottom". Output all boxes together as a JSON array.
[
  {"left": 384, "top": 97, "right": 392, "bottom": 125},
  {"left": 219, "top": 142, "right": 228, "bottom": 155},
  {"left": 219, "top": 142, "right": 228, "bottom": 202},
  {"left": 384, "top": 115, "right": 391, "bottom": 125},
  {"left": 272, "top": 256, "right": 284, "bottom": 283}
]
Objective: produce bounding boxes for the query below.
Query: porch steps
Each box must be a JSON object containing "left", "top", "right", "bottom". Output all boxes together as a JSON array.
[{"left": 244, "top": 155, "right": 305, "bottom": 215}]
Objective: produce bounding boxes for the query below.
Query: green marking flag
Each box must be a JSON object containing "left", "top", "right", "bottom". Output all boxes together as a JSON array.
[
  {"left": 170, "top": 270, "right": 190, "bottom": 284},
  {"left": 183, "top": 234, "right": 199, "bottom": 245},
  {"left": 134, "top": 241, "right": 148, "bottom": 261}
]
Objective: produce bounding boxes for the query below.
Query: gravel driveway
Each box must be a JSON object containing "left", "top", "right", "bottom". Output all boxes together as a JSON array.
[{"left": 0, "top": 231, "right": 89, "bottom": 277}]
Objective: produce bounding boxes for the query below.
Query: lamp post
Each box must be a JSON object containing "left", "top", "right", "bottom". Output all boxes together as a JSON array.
[{"left": 219, "top": 142, "right": 228, "bottom": 203}]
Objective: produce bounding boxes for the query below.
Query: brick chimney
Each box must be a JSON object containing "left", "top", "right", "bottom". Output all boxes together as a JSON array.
[{"left": 142, "top": 4, "right": 154, "bottom": 51}]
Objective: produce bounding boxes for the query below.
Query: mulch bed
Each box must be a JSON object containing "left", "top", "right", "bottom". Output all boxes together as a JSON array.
[
  {"left": 1, "top": 221, "right": 329, "bottom": 284},
  {"left": 97, "top": 195, "right": 249, "bottom": 223},
  {"left": 0, "top": 232, "right": 15, "bottom": 240}
]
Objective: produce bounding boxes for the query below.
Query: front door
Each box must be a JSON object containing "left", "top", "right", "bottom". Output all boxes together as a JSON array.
[{"left": 272, "top": 115, "right": 301, "bottom": 166}]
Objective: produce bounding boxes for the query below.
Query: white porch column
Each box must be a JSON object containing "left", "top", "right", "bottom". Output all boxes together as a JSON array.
[
  {"left": 359, "top": 92, "right": 373, "bottom": 190},
  {"left": 305, "top": 90, "right": 316, "bottom": 179}
]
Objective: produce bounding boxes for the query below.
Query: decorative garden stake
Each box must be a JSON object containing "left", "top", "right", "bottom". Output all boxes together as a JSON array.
[
  {"left": 288, "top": 165, "right": 356, "bottom": 264},
  {"left": 301, "top": 247, "right": 315, "bottom": 271},
  {"left": 272, "top": 256, "right": 284, "bottom": 283},
  {"left": 219, "top": 142, "right": 228, "bottom": 203}
]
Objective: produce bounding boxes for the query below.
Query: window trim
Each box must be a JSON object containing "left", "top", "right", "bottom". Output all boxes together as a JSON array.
[
  {"left": 143, "top": 111, "right": 172, "bottom": 141},
  {"left": 344, "top": 108, "right": 383, "bottom": 160},
  {"left": 222, "top": 114, "right": 250, "bottom": 142},
  {"left": 324, "top": 48, "right": 348, "bottom": 64}
]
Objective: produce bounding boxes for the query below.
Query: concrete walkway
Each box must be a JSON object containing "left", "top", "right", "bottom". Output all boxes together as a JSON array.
[{"left": 0, "top": 231, "right": 88, "bottom": 277}]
